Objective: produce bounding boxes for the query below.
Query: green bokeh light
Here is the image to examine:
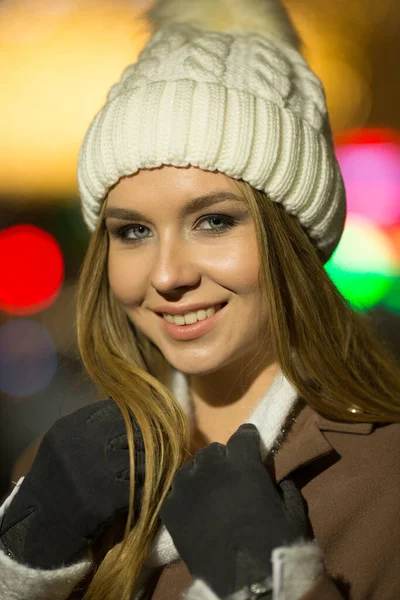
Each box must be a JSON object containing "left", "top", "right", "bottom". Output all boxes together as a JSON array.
[
  {"left": 381, "top": 276, "right": 400, "bottom": 313},
  {"left": 325, "top": 264, "right": 394, "bottom": 311},
  {"left": 325, "top": 216, "right": 398, "bottom": 311}
]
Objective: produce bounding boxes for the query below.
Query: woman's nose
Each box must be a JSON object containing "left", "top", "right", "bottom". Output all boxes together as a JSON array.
[{"left": 149, "top": 241, "right": 201, "bottom": 294}]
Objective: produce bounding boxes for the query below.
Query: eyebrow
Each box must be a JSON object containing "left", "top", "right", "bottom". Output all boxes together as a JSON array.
[{"left": 104, "top": 191, "right": 244, "bottom": 221}]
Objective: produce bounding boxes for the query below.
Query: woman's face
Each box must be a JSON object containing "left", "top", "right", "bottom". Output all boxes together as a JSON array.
[{"left": 105, "top": 165, "right": 270, "bottom": 376}]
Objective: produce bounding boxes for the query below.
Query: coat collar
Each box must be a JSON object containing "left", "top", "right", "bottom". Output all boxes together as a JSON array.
[
  {"left": 171, "top": 367, "right": 301, "bottom": 462},
  {"left": 171, "top": 367, "right": 375, "bottom": 485},
  {"left": 273, "top": 403, "right": 374, "bottom": 483}
]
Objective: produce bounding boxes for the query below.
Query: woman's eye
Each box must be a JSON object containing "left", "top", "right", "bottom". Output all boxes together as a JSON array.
[
  {"left": 114, "top": 215, "right": 237, "bottom": 243},
  {"left": 116, "top": 224, "right": 149, "bottom": 241},
  {"left": 198, "top": 215, "right": 236, "bottom": 233}
]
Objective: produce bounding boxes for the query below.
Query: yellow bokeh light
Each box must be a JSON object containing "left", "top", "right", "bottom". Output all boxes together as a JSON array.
[
  {"left": 290, "top": 4, "right": 373, "bottom": 133},
  {"left": 0, "top": 0, "right": 384, "bottom": 198},
  {"left": 0, "top": 0, "right": 151, "bottom": 199}
]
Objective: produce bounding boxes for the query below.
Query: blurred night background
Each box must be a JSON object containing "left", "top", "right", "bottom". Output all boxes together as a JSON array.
[{"left": 1, "top": 0, "right": 400, "bottom": 502}]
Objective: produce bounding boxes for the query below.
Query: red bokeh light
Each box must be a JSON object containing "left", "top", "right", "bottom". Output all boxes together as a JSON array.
[
  {"left": 0, "top": 225, "right": 64, "bottom": 315},
  {"left": 335, "top": 128, "right": 400, "bottom": 147}
]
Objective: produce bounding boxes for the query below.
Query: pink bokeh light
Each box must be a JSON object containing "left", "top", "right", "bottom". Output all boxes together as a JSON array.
[{"left": 336, "top": 142, "right": 400, "bottom": 226}]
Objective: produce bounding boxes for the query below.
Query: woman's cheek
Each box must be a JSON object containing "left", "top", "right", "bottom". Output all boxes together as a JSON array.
[
  {"left": 221, "top": 238, "right": 260, "bottom": 293},
  {"left": 108, "top": 251, "right": 145, "bottom": 306}
]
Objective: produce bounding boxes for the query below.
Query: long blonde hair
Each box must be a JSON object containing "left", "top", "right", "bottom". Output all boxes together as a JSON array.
[{"left": 73, "top": 175, "right": 400, "bottom": 599}]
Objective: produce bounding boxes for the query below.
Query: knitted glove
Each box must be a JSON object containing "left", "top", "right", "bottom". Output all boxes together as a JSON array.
[
  {"left": 0, "top": 398, "right": 145, "bottom": 570},
  {"left": 160, "top": 423, "right": 308, "bottom": 598}
]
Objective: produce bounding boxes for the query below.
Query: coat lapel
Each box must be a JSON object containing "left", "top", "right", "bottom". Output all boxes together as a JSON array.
[
  {"left": 273, "top": 404, "right": 333, "bottom": 483},
  {"left": 273, "top": 404, "right": 374, "bottom": 483}
]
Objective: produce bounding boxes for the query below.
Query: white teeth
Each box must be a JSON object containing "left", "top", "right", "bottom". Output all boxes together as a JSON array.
[{"left": 163, "top": 304, "right": 222, "bottom": 325}]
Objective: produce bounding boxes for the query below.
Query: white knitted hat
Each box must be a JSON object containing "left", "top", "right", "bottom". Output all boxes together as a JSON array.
[{"left": 78, "top": 0, "right": 346, "bottom": 262}]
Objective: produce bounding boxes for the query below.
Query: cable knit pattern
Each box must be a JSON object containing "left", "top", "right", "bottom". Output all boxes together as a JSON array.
[{"left": 78, "top": 20, "right": 346, "bottom": 263}]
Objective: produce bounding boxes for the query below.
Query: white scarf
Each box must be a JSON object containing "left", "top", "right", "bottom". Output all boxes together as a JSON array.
[{"left": 145, "top": 368, "right": 299, "bottom": 569}]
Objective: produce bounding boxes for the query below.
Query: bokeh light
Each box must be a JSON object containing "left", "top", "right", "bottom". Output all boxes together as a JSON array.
[
  {"left": 0, "top": 319, "right": 58, "bottom": 396},
  {"left": 325, "top": 215, "right": 398, "bottom": 311},
  {"left": 335, "top": 129, "right": 400, "bottom": 226},
  {"left": 0, "top": 225, "right": 64, "bottom": 315},
  {"left": 0, "top": 0, "right": 151, "bottom": 198},
  {"left": 383, "top": 277, "right": 400, "bottom": 313},
  {"left": 380, "top": 224, "right": 400, "bottom": 313},
  {"left": 291, "top": 5, "right": 372, "bottom": 132},
  {"left": 325, "top": 128, "right": 400, "bottom": 312}
]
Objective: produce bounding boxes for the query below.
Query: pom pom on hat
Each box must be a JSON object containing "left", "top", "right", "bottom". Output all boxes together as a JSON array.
[
  {"left": 78, "top": 0, "right": 346, "bottom": 263},
  {"left": 144, "top": 0, "right": 301, "bottom": 49}
]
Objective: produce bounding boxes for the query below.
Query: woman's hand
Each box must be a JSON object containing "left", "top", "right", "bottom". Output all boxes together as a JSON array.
[{"left": 160, "top": 423, "right": 308, "bottom": 598}]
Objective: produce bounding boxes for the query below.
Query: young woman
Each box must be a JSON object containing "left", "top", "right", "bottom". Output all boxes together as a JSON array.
[{"left": 1, "top": 1, "right": 400, "bottom": 599}]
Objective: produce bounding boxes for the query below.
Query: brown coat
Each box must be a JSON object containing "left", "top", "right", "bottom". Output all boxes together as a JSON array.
[{"left": 150, "top": 404, "right": 400, "bottom": 600}]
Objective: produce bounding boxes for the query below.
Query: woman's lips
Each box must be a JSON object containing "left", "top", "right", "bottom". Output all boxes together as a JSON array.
[{"left": 158, "top": 302, "right": 228, "bottom": 341}]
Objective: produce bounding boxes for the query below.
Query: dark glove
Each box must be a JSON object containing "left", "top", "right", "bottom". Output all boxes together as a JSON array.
[
  {"left": 0, "top": 398, "right": 145, "bottom": 570},
  {"left": 160, "top": 423, "right": 308, "bottom": 598}
]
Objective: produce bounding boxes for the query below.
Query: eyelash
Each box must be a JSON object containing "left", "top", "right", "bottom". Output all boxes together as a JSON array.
[{"left": 114, "top": 214, "right": 238, "bottom": 244}]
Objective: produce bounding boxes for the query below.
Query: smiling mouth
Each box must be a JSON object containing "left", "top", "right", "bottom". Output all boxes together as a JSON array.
[
  {"left": 156, "top": 302, "right": 227, "bottom": 318},
  {"left": 156, "top": 301, "right": 228, "bottom": 340}
]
